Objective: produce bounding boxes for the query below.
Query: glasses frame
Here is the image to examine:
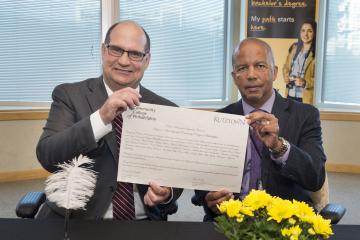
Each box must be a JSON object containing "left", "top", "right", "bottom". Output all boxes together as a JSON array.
[{"left": 104, "top": 43, "right": 148, "bottom": 62}]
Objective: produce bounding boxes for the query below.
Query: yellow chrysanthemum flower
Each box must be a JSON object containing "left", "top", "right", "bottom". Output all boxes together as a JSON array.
[
  {"left": 243, "top": 189, "right": 273, "bottom": 210},
  {"left": 292, "top": 200, "right": 315, "bottom": 223},
  {"left": 281, "top": 225, "right": 302, "bottom": 240},
  {"left": 309, "top": 214, "right": 333, "bottom": 239},
  {"left": 267, "top": 197, "right": 295, "bottom": 223},
  {"left": 288, "top": 217, "right": 296, "bottom": 225},
  {"left": 239, "top": 205, "right": 254, "bottom": 217},
  {"left": 217, "top": 199, "right": 243, "bottom": 218},
  {"left": 236, "top": 214, "right": 244, "bottom": 223},
  {"left": 218, "top": 202, "right": 227, "bottom": 214},
  {"left": 214, "top": 190, "right": 333, "bottom": 240},
  {"left": 226, "top": 200, "right": 242, "bottom": 218},
  {"left": 218, "top": 198, "right": 254, "bottom": 218},
  {"left": 308, "top": 227, "right": 316, "bottom": 235}
]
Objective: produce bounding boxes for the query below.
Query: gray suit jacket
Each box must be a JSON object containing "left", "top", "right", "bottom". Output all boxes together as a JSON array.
[{"left": 36, "top": 76, "right": 182, "bottom": 220}]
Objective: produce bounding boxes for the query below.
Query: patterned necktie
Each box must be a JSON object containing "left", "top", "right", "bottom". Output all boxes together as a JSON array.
[
  {"left": 112, "top": 115, "right": 135, "bottom": 220},
  {"left": 248, "top": 111, "right": 265, "bottom": 190}
]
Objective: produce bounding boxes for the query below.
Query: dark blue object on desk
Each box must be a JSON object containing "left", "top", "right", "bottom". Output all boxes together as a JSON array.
[{"left": 0, "top": 218, "right": 359, "bottom": 240}]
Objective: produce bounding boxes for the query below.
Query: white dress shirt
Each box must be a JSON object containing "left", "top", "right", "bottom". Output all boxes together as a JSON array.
[{"left": 89, "top": 82, "right": 147, "bottom": 219}]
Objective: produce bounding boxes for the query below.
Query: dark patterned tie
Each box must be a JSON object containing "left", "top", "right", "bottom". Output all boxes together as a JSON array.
[
  {"left": 112, "top": 115, "right": 135, "bottom": 220},
  {"left": 248, "top": 110, "right": 265, "bottom": 190}
]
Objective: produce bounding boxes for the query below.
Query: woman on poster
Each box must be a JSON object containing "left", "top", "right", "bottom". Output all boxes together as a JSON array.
[{"left": 283, "top": 19, "right": 317, "bottom": 104}]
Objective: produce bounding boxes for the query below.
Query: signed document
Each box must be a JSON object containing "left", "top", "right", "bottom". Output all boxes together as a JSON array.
[{"left": 118, "top": 103, "right": 249, "bottom": 192}]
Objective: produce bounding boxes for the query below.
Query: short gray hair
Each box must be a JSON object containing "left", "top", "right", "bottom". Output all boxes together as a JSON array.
[{"left": 232, "top": 38, "right": 275, "bottom": 68}]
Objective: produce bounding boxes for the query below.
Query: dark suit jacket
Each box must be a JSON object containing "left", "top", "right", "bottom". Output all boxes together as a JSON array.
[
  {"left": 195, "top": 91, "right": 326, "bottom": 221},
  {"left": 36, "top": 76, "right": 182, "bottom": 220}
]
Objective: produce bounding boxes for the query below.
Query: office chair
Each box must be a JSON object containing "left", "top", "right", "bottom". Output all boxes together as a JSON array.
[
  {"left": 307, "top": 172, "right": 330, "bottom": 212},
  {"left": 191, "top": 173, "right": 346, "bottom": 224},
  {"left": 16, "top": 191, "right": 46, "bottom": 219},
  {"left": 307, "top": 172, "right": 346, "bottom": 224}
]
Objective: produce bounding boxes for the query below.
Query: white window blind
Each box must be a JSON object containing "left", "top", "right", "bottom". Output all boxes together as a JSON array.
[
  {"left": 318, "top": 0, "right": 360, "bottom": 110},
  {"left": 0, "top": 0, "right": 101, "bottom": 103},
  {"left": 119, "top": 0, "right": 227, "bottom": 106}
]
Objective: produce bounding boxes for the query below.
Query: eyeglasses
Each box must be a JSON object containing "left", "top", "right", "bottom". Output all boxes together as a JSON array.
[{"left": 105, "top": 44, "right": 148, "bottom": 61}]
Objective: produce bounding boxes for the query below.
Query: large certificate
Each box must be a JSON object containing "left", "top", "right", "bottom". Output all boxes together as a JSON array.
[{"left": 117, "top": 103, "right": 249, "bottom": 192}]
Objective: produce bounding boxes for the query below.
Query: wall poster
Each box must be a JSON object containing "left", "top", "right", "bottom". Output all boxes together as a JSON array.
[{"left": 246, "top": 0, "right": 318, "bottom": 105}]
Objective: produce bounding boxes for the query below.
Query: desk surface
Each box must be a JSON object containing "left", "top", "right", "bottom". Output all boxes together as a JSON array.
[{"left": 1, "top": 218, "right": 359, "bottom": 240}]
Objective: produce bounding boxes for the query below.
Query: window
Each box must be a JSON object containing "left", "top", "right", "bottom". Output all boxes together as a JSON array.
[
  {"left": 316, "top": 0, "right": 360, "bottom": 112},
  {"left": 0, "top": 1, "right": 101, "bottom": 106},
  {"left": 119, "top": 0, "right": 233, "bottom": 107},
  {"left": 0, "top": 0, "right": 237, "bottom": 110}
]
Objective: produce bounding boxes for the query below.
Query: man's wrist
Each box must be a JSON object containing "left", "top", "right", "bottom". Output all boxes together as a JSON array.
[
  {"left": 90, "top": 110, "right": 112, "bottom": 142},
  {"left": 269, "top": 137, "right": 289, "bottom": 158}
]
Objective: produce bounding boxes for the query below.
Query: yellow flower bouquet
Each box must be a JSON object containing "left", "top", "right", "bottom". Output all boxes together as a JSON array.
[{"left": 215, "top": 190, "right": 333, "bottom": 240}]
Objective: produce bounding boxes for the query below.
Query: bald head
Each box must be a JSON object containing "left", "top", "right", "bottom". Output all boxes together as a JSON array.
[
  {"left": 231, "top": 37, "right": 278, "bottom": 108},
  {"left": 101, "top": 20, "right": 152, "bottom": 91},
  {"left": 104, "top": 20, "right": 150, "bottom": 52},
  {"left": 232, "top": 38, "right": 275, "bottom": 68}
]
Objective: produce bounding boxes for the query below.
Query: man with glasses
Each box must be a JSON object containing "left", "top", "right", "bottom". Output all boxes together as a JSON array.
[{"left": 36, "top": 20, "right": 182, "bottom": 220}]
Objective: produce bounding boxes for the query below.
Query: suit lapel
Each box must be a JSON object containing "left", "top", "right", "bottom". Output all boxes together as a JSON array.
[
  {"left": 88, "top": 84, "right": 155, "bottom": 167},
  {"left": 86, "top": 76, "right": 108, "bottom": 112},
  {"left": 86, "top": 76, "right": 119, "bottom": 165},
  {"left": 139, "top": 85, "right": 155, "bottom": 104},
  {"left": 271, "top": 91, "right": 291, "bottom": 137},
  {"left": 261, "top": 91, "right": 290, "bottom": 188},
  {"left": 230, "top": 100, "right": 244, "bottom": 115}
]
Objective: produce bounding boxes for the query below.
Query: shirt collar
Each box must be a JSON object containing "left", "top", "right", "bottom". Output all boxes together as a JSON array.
[
  {"left": 102, "top": 78, "right": 140, "bottom": 97},
  {"left": 242, "top": 89, "right": 276, "bottom": 114}
]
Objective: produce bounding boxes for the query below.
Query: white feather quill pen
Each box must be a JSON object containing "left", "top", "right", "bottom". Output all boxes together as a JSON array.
[
  {"left": 45, "top": 154, "right": 97, "bottom": 210},
  {"left": 45, "top": 155, "right": 97, "bottom": 240}
]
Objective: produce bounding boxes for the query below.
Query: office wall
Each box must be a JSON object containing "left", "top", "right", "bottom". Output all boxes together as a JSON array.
[
  {"left": 0, "top": 120, "right": 44, "bottom": 172},
  {"left": 0, "top": 119, "right": 359, "bottom": 177},
  {"left": 322, "top": 120, "right": 360, "bottom": 168}
]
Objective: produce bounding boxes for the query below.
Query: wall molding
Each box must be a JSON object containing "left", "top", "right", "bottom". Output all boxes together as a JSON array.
[
  {"left": 1, "top": 110, "right": 360, "bottom": 122},
  {"left": 0, "top": 108, "right": 360, "bottom": 122},
  {"left": 0, "top": 111, "right": 48, "bottom": 121},
  {"left": 0, "top": 164, "right": 359, "bottom": 183},
  {"left": 320, "top": 112, "right": 360, "bottom": 122},
  {"left": 326, "top": 163, "right": 360, "bottom": 174},
  {"left": 0, "top": 169, "right": 50, "bottom": 183}
]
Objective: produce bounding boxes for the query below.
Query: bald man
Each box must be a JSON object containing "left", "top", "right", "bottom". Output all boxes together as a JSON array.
[{"left": 194, "top": 38, "right": 326, "bottom": 221}]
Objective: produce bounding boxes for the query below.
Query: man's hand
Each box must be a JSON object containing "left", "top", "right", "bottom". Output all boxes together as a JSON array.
[
  {"left": 245, "top": 111, "right": 282, "bottom": 151},
  {"left": 99, "top": 87, "right": 142, "bottom": 124},
  {"left": 143, "top": 181, "right": 171, "bottom": 207},
  {"left": 204, "top": 190, "right": 233, "bottom": 214}
]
